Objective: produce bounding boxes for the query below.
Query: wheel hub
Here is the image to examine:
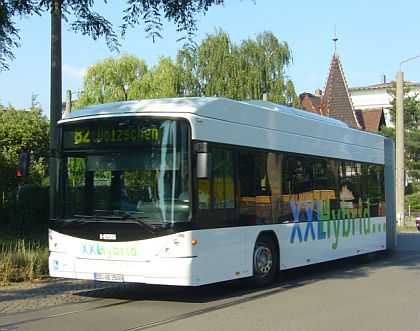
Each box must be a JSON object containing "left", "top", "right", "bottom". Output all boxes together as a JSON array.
[{"left": 254, "top": 243, "right": 273, "bottom": 277}]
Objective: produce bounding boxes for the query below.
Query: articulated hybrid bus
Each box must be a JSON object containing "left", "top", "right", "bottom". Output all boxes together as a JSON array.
[{"left": 49, "top": 97, "right": 396, "bottom": 286}]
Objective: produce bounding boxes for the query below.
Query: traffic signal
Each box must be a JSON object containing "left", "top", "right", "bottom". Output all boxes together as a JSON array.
[{"left": 17, "top": 151, "right": 30, "bottom": 177}]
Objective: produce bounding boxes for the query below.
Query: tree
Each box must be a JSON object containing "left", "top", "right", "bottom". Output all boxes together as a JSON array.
[
  {"left": 381, "top": 89, "right": 420, "bottom": 183},
  {"left": 0, "top": 1, "right": 38, "bottom": 70},
  {"left": 380, "top": 87, "right": 420, "bottom": 210},
  {"left": 237, "top": 31, "right": 298, "bottom": 105},
  {"left": 141, "top": 56, "right": 179, "bottom": 98},
  {"left": 176, "top": 48, "right": 200, "bottom": 97},
  {"left": 0, "top": 98, "right": 51, "bottom": 238},
  {"left": 76, "top": 54, "right": 183, "bottom": 107},
  {"left": 75, "top": 30, "right": 300, "bottom": 106},
  {"left": 2, "top": 0, "right": 227, "bottom": 219},
  {"left": 0, "top": 0, "right": 226, "bottom": 71},
  {"left": 75, "top": 54, "right": 148, "bottom": 108},
  {"left": 192, "top": 30, "right": 298, "bottom": 105},
  {"left": 0, "top": 97, "right": 49, "bottom": 204},
  {"left": 196, "top": 30, "right": 236, "bottom": 98}
]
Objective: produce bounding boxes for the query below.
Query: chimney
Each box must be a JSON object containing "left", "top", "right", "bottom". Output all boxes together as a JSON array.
[
  {"left": 314, "top": 88, "right": 322, "bottom": 97},
  {"left": 380, "top": 74, "right": 386, "bottom": 84}
]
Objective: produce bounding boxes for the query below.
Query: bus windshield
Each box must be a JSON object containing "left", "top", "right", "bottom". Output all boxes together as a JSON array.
[{"left": 61, "top": 119, "right": 190, "bottom": 224}]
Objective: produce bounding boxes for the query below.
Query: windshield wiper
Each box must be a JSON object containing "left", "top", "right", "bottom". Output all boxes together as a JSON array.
[
  {"left": 60, "top": 212, "right": 158, "bottom": 235},
  {"left": 58, "top": 214, "right": 124, "bottom": 228},
  {"left": 74, "top": 213, "right": 122, "bottom": 221},
  {"left": 117, "top": 211, "right": 158, "bottom": 235},
  {"left": 57, "top": 215, "right": 95, "bottom": 229}
]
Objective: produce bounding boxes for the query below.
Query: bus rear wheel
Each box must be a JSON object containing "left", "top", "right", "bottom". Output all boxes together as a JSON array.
[{"left": 252, "top": 234, "right": 278, "bottom": 286}]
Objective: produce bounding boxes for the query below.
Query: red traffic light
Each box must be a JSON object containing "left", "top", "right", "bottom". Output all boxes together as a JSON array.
[{"left": 17, "top": 151, "right": 30, "bottom": 177}]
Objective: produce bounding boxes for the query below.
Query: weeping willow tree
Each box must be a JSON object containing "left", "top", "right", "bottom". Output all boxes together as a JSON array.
[
  {"left": 75, "top": 54, "right": 149, "bottom": 108},
  {"left": 176, "top": 30, "right": 299, "bottom": 106},
  {"left": 76, "top": 30, "right": 299, "bottom": 107}
]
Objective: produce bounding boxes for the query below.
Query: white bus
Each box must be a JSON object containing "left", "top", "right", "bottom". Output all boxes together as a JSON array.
[{"left": 49, "top": 97, "right": 396, "bottom": 286}]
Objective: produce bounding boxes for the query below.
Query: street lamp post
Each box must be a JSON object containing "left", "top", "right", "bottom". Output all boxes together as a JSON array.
[
  {"left": 64, "top": 89, "right": 83, "bottom": 114},
  {"left": 396, "top": 55, "right": 420, "bottom": 226},
  {"left": 396, "top": 68, "right": 404, "bottom": 226}
]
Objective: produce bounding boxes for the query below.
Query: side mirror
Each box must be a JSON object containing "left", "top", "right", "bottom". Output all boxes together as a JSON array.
[
  {"left": 17, "top": 151, "right": 30, "bottom": 177},
  {"left": 195, "top": 142, "right": 212, "bottom": 179},
  {"left": 196, "top": 152, "right": 212, "bottom": 179}
]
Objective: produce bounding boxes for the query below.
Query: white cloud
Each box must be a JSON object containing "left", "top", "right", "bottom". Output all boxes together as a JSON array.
[{"left": 62, "top": 64, "right": 87, "bottom": 79}]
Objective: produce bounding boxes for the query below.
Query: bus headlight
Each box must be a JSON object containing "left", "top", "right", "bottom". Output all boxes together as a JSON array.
[{"left": 159, "top": 236, "right": 195, "bottom": 258}]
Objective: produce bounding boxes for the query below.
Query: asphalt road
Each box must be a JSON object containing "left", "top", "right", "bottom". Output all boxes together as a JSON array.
[{"left": 1, "top": 232, "right": 419, "bottom": 331}]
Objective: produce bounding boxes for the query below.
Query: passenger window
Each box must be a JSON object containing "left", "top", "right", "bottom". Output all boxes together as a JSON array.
[
  {"left": 198, "top": 179, "right": 211, "bottom": 209},
  {"left": 238, "top": 151, "right": 256, "bottom": 223},
  {"left": 212, "top": 149, "right": 235, "bottom": 209}
]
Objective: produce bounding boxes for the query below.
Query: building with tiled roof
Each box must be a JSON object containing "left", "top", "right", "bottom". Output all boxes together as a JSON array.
[
  {"left": 349, "top": 79, "right": 420, "bottom": 128},
  {"left": 300, "top": 53, "right": 388, "bottom": 132},
  {"left": 299, "top": 91, "right": 322, "bottom": 115},
  {"left": 359, "top": 108, "right": 386, "bottom": 132},
  {"left": 319, "top": 54, "right": 362, "bottom": 129}
]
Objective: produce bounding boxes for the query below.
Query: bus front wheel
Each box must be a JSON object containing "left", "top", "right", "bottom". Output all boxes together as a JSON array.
[{"left": 251, "top": 234, "right": 278, "bottom": 286}]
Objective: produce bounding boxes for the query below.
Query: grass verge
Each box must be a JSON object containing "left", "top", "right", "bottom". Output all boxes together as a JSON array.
[{"left": 0, "top": 239, "right": 49, "bottom": 284}]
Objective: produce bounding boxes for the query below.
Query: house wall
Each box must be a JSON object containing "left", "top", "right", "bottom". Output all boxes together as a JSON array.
[{"left": 349, "top": 84, "right": 420, "bottom": 128}]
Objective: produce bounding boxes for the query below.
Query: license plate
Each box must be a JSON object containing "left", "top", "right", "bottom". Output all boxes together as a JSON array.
[{"left": 94, "top": 272, "right": 124, "bottom": 282}]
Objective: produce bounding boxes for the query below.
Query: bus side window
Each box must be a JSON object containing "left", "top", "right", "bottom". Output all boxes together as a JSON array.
[
  {"left": 238, "top": 150, "right": 256, "bottom": 224},
  {"left": 212, "top": 149, "right": 235, "bottom": 209},
  {"left": 198, "top": 179, "right": 211, "bottom": 209},
  {"left": 197, "top": 148, "right": 235, "bottom": 210}
]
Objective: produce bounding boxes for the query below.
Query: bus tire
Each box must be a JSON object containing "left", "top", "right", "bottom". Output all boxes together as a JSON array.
[{"left": 251, "top": 234, "right": 278, "bottom": 287}]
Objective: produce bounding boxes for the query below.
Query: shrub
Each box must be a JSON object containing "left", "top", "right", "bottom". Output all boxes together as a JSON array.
[
  {"left": 406, "top": 192, "right": 420, "bottom": 211},
  {"left": 2, "top": 185, "right": 49, "bottom": 239}
]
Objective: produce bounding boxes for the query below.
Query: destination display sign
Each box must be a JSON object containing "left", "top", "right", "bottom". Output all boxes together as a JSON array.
[{"left": 62, "top": 119, "right": 166, "bottom": 150}]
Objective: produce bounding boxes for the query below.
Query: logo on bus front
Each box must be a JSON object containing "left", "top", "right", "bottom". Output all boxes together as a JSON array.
[
  {"left": 81, "top": 242, "right": 138, "bottom": 259},
  {"left": 99, "top": 233, "right": 117, "bottom": 240}
]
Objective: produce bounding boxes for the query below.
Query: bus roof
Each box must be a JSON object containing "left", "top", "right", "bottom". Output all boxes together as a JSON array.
[
  {"left": 61, "top": 97, "right": 348, "bottom": 128},
  {"left": 60, "top": 97, "right": 386, "bottom": 164}
]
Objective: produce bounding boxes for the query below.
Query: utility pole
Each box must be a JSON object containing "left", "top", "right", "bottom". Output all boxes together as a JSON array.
[
  {"left": 395, "top": 69, "right": 404, "bottom": 226},
  {"left": 396, "top": 54, "right": 420, "bottom": 226},
  {"left": 49, "top": 0, "right": 62, "bottom": 220},
  {"left": 65, "top": 90, "right": 72, "bottom": 115}
]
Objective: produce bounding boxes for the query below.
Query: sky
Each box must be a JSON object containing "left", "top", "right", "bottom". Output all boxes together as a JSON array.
[{"left": 1, "top": 0, "right": 420, "bottom": 116}]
